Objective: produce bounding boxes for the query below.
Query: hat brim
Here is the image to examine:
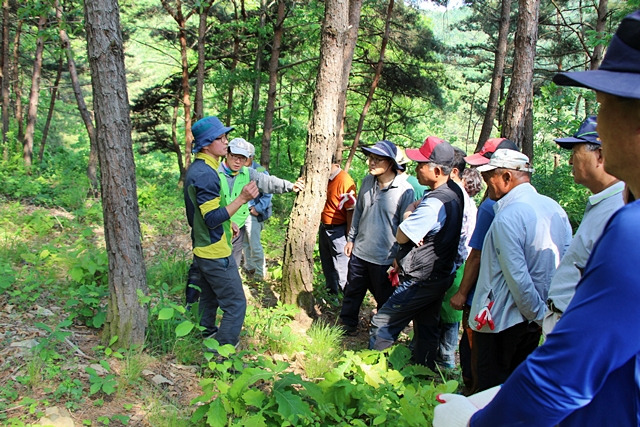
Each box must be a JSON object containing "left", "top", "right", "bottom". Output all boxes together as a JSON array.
[
  {"left": 553, "top": 70, "right": 640, "bottom": 99},
  {"left": 405, "top": 148, "right": 430, "bottom": 162},
  {"left": 476, "top": 164, "right": 497, "bottom": 173},
  {"left": 361, "top": 146, "right": 404, "bottom": 170},
  {"left": 464, "top": 153, "right": 491, "bottom": 166}
]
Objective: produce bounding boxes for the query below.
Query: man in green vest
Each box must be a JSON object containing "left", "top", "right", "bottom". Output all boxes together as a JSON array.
[{"left": 219, "top": 137, "right": 304, "bottom": 268}]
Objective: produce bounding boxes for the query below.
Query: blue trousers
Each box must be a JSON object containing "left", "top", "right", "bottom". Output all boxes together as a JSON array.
[
  {"left": 195, "top": 255, "right": 246, "bottom": 346},
  {"left": 370, "top": 275, "right": 454, "bottom": 369}
]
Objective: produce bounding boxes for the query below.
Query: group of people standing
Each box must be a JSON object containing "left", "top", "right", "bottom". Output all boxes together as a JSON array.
[{"left": 183, "top": 117, "right": 303, "bottom": 347}]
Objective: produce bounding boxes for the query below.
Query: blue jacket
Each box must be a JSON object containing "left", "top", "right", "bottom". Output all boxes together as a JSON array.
[{"left": 472, "top": 200, "right": 640, "bottom": 426}]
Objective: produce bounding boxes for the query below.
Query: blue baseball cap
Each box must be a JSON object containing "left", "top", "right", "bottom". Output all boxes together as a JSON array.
[
  {"left": 362, "top": 140, "right": 404, "bottom": 171},
  {"left": 192, "top": 116, "right": 233, "bottom": 154},
  {"left": 554, "top": 116, "right": 600, "bottom": 149},
  {"left": 553, "top": 11, "right": 640, "bottom": 100}
]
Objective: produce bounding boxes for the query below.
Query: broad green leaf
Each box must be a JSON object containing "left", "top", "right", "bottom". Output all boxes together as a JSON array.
[
  {"left": 206, "top": 399, "right": 227, "bottom": 427},
  {"left": 273, "top": 389, "right": 313, "bottom": 423},
  {"left": 242, "top": 414, "right": 267, "bottom": 427},
  {"left": 242, "top": 389, "right": 266, "bottom": 407},
  {"left": 92, "top": 311, "right": 106, "bottom": 328},
  {"left": 175, "top": 320, "right": 195, "bottom": 337},
  {"left": 158, "top": 307, "right": 174, "bottom": 320}
]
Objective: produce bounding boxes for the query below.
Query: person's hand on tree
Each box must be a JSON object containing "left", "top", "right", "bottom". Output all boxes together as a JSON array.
[
  {"left": 292, "top": 178, "right": 305, "bottom": 192},
  {"left": 240, "top": 181, "right": 259, "bottom": 202}
]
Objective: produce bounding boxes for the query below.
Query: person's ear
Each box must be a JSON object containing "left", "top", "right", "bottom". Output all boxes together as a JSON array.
[{"left": 595, "top": 147, "right": 605, "bottom": 165}]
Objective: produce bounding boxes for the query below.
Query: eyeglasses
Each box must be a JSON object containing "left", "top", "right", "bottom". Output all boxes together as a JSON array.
[
  {"left": 214, "top": 134, "right": 228, "bottom": 143},
  {"left": 228, "top": 153, "right": 247, "bottom": 162},
  {"left": 368, "top": 155, "right": 388, "bottom": 164}
]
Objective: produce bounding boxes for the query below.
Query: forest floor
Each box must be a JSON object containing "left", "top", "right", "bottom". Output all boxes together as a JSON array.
[{"left": 0, "top": 211, "right": 381, "bottom": 426}]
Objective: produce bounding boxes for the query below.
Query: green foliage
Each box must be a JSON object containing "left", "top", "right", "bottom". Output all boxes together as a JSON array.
[
  {"left": 192, "top": 345, "right": 456, "bottom": 426},
  {"left": 245, "top": 302, "right": 302, "bottom": 355},
  {"left": 303, "top": 320, "right": 343, "bottom": 379},
  {"left": 86, "top": 361, "right": 118, "bottom": 396}
]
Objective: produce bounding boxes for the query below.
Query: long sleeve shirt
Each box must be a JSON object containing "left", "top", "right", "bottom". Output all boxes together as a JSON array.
[
  {"left": 471, "top": 199, "right": 640, "bottom": 426},
  {"left": 547, "top": 181, "right": 624, "bottom": 312},
  {"left": 470, "top": 183, "right": 572, "bottom": 332}
]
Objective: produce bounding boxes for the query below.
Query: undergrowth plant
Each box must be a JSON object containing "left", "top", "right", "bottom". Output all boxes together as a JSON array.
[
  {"left": 303, "top": 320, "right": 343, "bottom": 379},
  {"left": 191, "top": 344, "right": 456, "bottom": 426}
]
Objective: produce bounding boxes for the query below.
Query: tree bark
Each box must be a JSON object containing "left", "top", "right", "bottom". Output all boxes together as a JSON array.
[
  {"left": 261, "top": 0, "right": 286, "bottom": 170},
  {"left": 590, "top": 0, "right": 607, "bottom": 70},
  {"left": 345, "top": 0, "right": 393, "bottom": 172},
  {"left": 334, "top": 0, "right": 363, "bottom": 162},
  {"left": 194, "top": 1, "right": 212, "bottom": 121},
  {"left": 56, "top": 0, "right": 99, "bottom": 193},
  {"left": 161, "top": 0, "right": 195, "bottom": 182},
  {"left": 83, "top": 0, "right": 148, "bottom": 347},
  {"left": 225, "top": 3, "right": 241, "bottom": 127},
  {"left": 501, "top": 0, "right": 539, "bottom": 159},
  {"left": 12, "top": 20, "right": 23, "bottom": 143},
  {"left": 476, "top": 0, "right": 511, "bottom": 152},
  {"left": 280, "top": 0, "right": 348, "bottom": 312},
  {"left": 248, "top": 0, "right": 266, "bottom": 143},
  {"left": 1, "top": 0, "right": 9, "bottom": 161},
  {"left": 23, "top": 12, "right": 47, "bottom": 170},
  {"left": 38, "top": 57, "right": 63, "bottom": 164}
]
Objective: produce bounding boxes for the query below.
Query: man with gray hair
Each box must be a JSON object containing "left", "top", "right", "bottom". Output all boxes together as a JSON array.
[{"left": 469, "top": 149, "right": 572, "bottom": 391}]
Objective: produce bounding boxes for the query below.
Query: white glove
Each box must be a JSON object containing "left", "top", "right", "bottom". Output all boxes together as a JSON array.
[{"left": 433, "top": 386, "right": 501, "bottom": 427}]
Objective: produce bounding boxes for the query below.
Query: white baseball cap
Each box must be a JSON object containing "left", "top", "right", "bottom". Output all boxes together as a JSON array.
[{"left": 476, "top": 149, "right": 534, "bottom": 173}]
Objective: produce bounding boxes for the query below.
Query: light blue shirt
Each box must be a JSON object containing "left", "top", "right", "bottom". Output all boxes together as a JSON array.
[
  {"left": 547, "top": 181, "right": 624, "bottom": 312},
  {"left": 470, "top": 183, "right": 572, "bottom": 333}
]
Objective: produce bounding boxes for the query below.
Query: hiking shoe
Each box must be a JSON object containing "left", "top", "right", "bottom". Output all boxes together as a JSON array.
[{"left": 338, "top": 323, "right": 358, "bottom": 336}]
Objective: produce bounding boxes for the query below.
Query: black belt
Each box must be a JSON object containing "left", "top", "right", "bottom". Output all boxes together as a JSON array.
[
  {"left": 321, "top": 223, "right": 346, "bottom": 229},
  {"left": 546, "top": 299, "right": 563, "bottom": 314}
]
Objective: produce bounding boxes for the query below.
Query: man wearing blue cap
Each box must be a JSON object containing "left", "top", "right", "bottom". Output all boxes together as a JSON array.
[
  {"left": 543, "top": 116, "right": 624, "bottom": 336},
  {"left": 369, "top": 136, "right": 464, "bottom": 369},
  {"left": 339, "top": 140, "right": 414, "bottom": 335},
  {"left": 184, "top": 116, "right": 259, "bottom": 347},
  {"left": 434, "top": 10, "right": 640, "bottom": 426}
]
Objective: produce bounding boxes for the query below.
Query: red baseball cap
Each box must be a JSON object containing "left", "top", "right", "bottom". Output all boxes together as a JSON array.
[
  {"left": 464, "top": 138, "right": 519, "bottom": 166},
  {"left": 406, "top": 136, "right": 454, "bottom": 165}
]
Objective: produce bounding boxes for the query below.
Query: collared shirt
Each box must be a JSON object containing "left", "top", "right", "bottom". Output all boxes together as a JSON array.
[
  {"left": 348, "top": 173, "right": 414, "bottom": 265},
  {"left": 471, "top": 200, "right": 640, "bottom": 427},
  {"left": 547, "top": 181, "right": 625, "bottom": 312},
  {"left": 470, "top": 183, "right": 572, "bottom": 333}
]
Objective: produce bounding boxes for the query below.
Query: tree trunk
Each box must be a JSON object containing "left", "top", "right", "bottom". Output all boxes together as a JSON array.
[
  {"left": 344, "top": 0, "right": 393, "bottom": 172},
  {"left": 261, "top": 0, "right": 285, "bottom": 170},
  {"left": 476, "top": 0, "right": 511, "bottom": 152},
  {"left": 56, "top": 0, "right": 99, "bottom": 193},
  {"left": 38, "top": 57, "right": 63, "bottom": 163},
  {"left": 225, "top": 20, "right": 241, "bottom": 127},
  {"left": 171, "top": 96, "right": 185, "bottom": 178},
  {"left": 12, "top": 20, "right": 23, "bottom": 143},
  {"left": 590, "top": 0, "right": 607, "bottom": 70},
  {"left": 161, "top": 0, "right": 195, "bottom": 182},
  {"left": 280, "top": 0, "right": 348, "bottom": 312},
  {"left": 501, "top": 0, "right": 539, "bottom": 158},
  {"left": 1, "top": 0, "right": 9, "bottom": 161},
  {"left": 194, "top": 1, "right": 212, "bottom": 121},
  {"left": 248, "top": 0, "right": 266, "bottom": 143},
  {"left": 334, "top": 0, "right": 363, "bottom": 162},
  {"left": 83, "top": 0, "right": 148, "bottom": 348},
  {"left": 23, "top": 13, "right": 47, "bottom": 170}
]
